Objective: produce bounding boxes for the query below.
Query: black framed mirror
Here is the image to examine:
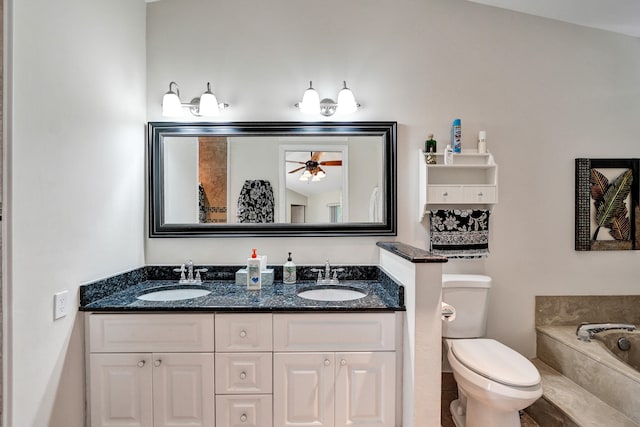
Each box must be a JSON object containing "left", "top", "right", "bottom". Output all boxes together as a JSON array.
[{"left": 148, "top": 121, "right": 397, "bottom": 237}]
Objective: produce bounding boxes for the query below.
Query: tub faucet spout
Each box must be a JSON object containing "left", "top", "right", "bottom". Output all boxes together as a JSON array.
[{"left": 576, "top": 322, "right": 636, "bottom": 342}]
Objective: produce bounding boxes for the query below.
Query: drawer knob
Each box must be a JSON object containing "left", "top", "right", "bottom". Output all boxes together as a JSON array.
[
  {"left": 137, "top": 360, "right": 145, "bottom": 368},
  {"left": 239, "top": 371, "right": 247, "bottom": 380},
  {"left": 478, "top": 192, "right": 484, "bottom": 196},
  {"left": 324, "top": 359, "right": 331, "bottom": 366},
  {"left": 340, "top": 359, "right": 347, "bottom": 366},
  {"left": 443, "top": 192, "right": 448, "bottom": 197},
  {"left": 240, "top": 414, "right": 248, "bottom": 423},
  {"left": 154, "top": 360, "right": 161, "bottom": 367},
  {"left": 239, "top": 330, "right": 247, "bottom": 338}
]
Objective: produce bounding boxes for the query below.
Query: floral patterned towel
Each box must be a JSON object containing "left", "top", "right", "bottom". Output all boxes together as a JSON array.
[
  {"left": 237, "top": 180, "right": 275, "bottom": 223},
  {"left": 428, "top": 209, "right": 490, "bottom": 259}
]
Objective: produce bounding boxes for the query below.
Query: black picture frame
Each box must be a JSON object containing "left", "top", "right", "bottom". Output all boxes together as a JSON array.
[{"left": 575, "top": 158, "right": 640, "bottom": 251}]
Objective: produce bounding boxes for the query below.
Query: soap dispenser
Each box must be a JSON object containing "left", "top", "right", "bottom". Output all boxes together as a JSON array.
[
  {"left": 283, "top": 252, "right": 296, "bottom": 284},
  {"left": 247, "top": 248, "right": 262, "bottom": 290}
]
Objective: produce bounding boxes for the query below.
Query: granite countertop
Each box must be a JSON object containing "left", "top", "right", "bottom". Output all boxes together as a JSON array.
[
  {"left": 80, "top": 279, "right": 404, "bottom": 312},
  {"left": 377, "top": 241, "right": 447, "bottom": 263}
]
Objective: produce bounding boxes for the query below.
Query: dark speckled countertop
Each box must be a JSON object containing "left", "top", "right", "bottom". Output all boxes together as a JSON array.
[
  {"left": 81, "top": 280, "right": 401, "bottom": 312},
  {"left": 79, "top": 265, "right": 404, "bottom": 312}
]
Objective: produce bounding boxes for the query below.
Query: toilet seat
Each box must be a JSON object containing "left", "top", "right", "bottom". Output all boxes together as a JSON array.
[{"left": 450, "top": 339, "right": 540, "bottom": 387}]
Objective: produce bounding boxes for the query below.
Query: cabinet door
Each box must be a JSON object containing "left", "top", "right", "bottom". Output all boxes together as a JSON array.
[
  {"left": 90, "top": 353, "right": 153, "bottom": 427},
  {"left": 335, "top": 352, "right": 396, "bottom": 427},
  {"left": 274, "top": 353, "right": 335, "bottom": 427},
  {"left": 152, "top": 353, "right": 215, "bottom": 427}
]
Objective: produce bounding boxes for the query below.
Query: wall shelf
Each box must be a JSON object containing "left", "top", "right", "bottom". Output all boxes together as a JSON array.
[{"left": 419, "top": 150, "right": 498, "bottom": 220}]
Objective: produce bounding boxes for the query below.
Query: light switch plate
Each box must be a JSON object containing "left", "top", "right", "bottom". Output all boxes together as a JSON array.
[{"left": 54, "top": 290, "right": 68, "bottom": 320}]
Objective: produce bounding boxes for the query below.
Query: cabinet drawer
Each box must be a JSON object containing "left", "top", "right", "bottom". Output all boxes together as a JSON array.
[
  {"left": 273, "top": 313, "right": 395, "bottom": 351},
  {"left": 215, "top": 352, "right": 272, "bottom": 394},
  {"left": 463, "top": 186, "right": 496, "bottom": 203},
  {"left": 88, "top": 314, "right": 214, "bottom": 353},
  {"left": 215, "top": 313, "right": 272, "bottom": 351},
  {"left": 216, "top": 395, "right": 273, "bottom": 427},
  {"left": 427, "top": 186, "right": 463, "bottom": 203}
]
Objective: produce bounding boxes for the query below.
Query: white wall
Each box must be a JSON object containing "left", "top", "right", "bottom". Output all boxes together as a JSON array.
[
  {"left": 4, "top": 0, "right": 146, "bottom": 425},
  {"left": 146, "top": 0, "right": 640, "bottom": 359}
]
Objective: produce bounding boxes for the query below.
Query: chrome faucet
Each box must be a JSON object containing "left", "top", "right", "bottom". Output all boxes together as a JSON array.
[
  {"left": 173, "top": 260, "right": 207, "bottom": 284},
  {"left": 576, "top": 322, "right": 636, "bottom": 342},
  {"left": 310, "top": 260, "right": 344, "bottom": 285}
]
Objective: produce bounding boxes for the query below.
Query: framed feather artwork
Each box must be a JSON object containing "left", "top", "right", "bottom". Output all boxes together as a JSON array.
[{"left": 575, "top": 158, "right": 640, "bottom": 251}]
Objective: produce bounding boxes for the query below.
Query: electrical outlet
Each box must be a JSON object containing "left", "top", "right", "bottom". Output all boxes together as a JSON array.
[{"left": 54, "top": 290, "right": 69, "bottom": 320}]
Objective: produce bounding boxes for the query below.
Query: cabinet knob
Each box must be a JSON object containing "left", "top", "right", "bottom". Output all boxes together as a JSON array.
[
  {"left": 478, "top": 192, "right": 484, "bottom": 197},
  {"left": 239, "top": 330, "right": 247, "bottom": 338},
  {"left": 154, "top": 360, "right": 161, "bottom": 367},
  {"left": 239, "top": 371, "right": 247, "bottom": 380},
  {"left": 137, "top": 360, "right": 146, "bottom": 368},
  {"left": 442, "top": 192, "right": 448, "bottom": 197},
  {"left": 340, "top": 359, "right": 347, "bottom": 366},
  {"left": 324, "top": 359, "right": 331, "bottom": 366},
  {"left": 240, "top": 414, "right": 248, "bottom": 423}
]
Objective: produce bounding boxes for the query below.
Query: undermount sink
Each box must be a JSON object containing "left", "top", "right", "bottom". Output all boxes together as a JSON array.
[
  {"left": 297, "top": 286, "right": 367, "bottom": 302},
  {"left": 137, "top": 287, "right": 211, "bottom": 302}
]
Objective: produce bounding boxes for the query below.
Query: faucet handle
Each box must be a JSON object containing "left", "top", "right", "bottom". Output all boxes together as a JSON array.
[
  {"left": 174, "top": 264, "right": 187, "bottom": 282},
  {"left": 194, "top": 268, "right": 207, "bottom": 283},
  {"left": 332, "top": 268, "right": 345, "bottom": 280},
  {"left": 310, "top": 268, "right": 324, "bottom": 281}
]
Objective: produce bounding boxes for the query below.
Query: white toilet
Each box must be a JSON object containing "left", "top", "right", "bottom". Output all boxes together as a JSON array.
[{"left": 442, "top": 274, "right": 542, "bottom": 427}]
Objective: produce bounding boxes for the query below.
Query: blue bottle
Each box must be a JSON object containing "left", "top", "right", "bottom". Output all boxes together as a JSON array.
[{"left": 451, "top": 119, "right": 462, "bottom": 153}]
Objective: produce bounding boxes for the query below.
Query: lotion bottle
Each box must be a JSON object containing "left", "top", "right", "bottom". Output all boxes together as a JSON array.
[
  {"left": 477, "top": 131, "right": 487, "bottom": 154},
  {"left": 283, "top": 252, "right": 296, "bottom": 284},
  {"left": 444, "top": 144, "right": 454, "bottom": 165},
  {"left": 247, "top": 248, "right": 262, "bottom": 290}
]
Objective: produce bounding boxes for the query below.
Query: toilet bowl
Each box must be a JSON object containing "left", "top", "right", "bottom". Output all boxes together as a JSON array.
[
  {"left": 445, "top": 338, "right": 542, "bottom": 427},
  {"left": 442, "top": 275, "right": 542, "bottom": 427}
]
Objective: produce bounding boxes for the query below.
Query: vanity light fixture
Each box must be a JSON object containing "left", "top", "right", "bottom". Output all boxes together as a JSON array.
[
  {"left": 161, "top": 81, "right": 229, "bottom": 117},
  {"left": 295, "top": 81, "right": 360, "bottom": 116}
]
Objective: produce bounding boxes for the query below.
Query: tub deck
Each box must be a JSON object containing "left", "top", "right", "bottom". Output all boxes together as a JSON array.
[{"left": 533, "top": 325, "right": 640, "bottom": 426}]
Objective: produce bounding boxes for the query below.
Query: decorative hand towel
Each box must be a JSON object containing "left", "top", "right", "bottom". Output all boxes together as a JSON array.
[
  {"left": 429, "top": 209, "right": 490, "bottom": 259},
  {"left": 237, "top": 180, "right": 275, "bottom": 223}
]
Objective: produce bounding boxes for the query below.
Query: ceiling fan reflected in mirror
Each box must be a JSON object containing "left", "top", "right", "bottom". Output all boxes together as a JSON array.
[{"left": 287, "top": 152, "right": 342, "bottom": 182}]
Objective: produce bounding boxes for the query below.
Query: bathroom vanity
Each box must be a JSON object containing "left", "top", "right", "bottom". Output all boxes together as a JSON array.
[
  {"left": 81, "top": 266, "right": 404, "bottom": 427},
  {"left": 81, "top": 242, "right": 446, "bottom": 427}
]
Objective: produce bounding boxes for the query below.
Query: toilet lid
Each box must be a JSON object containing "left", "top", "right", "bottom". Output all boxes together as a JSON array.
[{"left": 450, "top": 339, "right": 540, "bottom": 387}]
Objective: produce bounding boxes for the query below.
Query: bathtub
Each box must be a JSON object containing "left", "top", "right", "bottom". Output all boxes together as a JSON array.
[
  {"left": 594, "top": 329, "right": 640, "bottom": 372},
  {"left": 536, "top": 325, "right": 640, "bottom": 425}
]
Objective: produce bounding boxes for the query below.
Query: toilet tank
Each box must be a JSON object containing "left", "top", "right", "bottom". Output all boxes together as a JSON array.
[{"left": 442, "top": 274, "right": 492, "bottom": 339}]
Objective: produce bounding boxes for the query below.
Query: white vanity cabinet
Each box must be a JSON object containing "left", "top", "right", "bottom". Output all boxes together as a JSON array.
[
  {"left": 215, "top": 313, "right": 273, "bottom": 427},
  {"left": 86, "top": 314, "right": 215, "bottom": 427},
  {"left": 87, "top": 311, "right": 400, "bottom": 427},
  {"left": 273, "top": 313, "right": 397, "bottom": 427},
  {"left": 419, "top": 150, "right": 498, "bottom": 219}
]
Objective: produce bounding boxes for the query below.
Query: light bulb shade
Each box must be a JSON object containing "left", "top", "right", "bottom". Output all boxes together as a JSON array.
[
  {"left": 299, "top": 81, "right": 320, "bottom": 114},
  {"left": 336, "top": 84, "right": 358, "bottom": 115},
  {"left": 316, "top": 170, "right": 326, "bottom": 178},
  {"left": 312, "top": 174, "right": 321, "bottom": 181},
  {"left": 299, "top": 174, "right": 309, "bottom": 181},
  {"left": 302, "top": 169, "right": 312, "bottom": 178},
  {"left": 162, "top": 92, "right": 183, "bottom": 117},
  {"left": 199, "top": 92, "right": 220, "bottom": 117}
]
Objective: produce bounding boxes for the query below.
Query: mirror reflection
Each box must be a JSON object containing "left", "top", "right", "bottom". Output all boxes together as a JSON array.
[{"left": 149, "top": 122, "right": 396, "bottom": 237}]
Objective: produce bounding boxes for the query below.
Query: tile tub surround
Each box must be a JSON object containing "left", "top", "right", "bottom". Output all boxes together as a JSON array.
[
  {"left": 79, "top": 265, "right": 404, "bottom": 312},
  {"left": 536, "top": 325, "right": 640, "bottom": 425},
  {"left": 536, "top": 295, "right": 640, "bottom": 327}
]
